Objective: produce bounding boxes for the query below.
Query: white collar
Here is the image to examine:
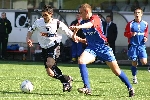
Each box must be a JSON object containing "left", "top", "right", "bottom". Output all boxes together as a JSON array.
[{"left": 107, "top": 22, "right": 111, "bottom": 26}]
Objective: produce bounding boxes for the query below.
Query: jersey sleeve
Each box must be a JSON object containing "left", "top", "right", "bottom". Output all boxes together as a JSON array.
[
  {"left": 144, "top": 22, "right": 148, "bottom": 38},
  {"left": 124, "top": 22, "right": 132, "bottom": 38},
  {"left": 28, "top": 20, "right": 37, "bottom": 33},
  {"left": 89, "top": 15, "right": 100, "bottom": 28},
  {"left": 58, "top": 21, "right": 73, "bottom": 38}
]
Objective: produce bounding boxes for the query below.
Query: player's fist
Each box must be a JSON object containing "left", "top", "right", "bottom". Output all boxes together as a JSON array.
[
  {"left": 144, "top": 37, "right": 148, "bottom": 42},
  {"left": 26, "top": 38, "right": 33, "bottom": 47},
  {"left": 131, "top": 32, "right": 137, "bottom": 36},
  {"left": 69, "top": 26, "right": 80, "bottom": 30}
]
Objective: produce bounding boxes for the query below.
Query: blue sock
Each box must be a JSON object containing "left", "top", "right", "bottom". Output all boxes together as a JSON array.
[
  {"left": 79, "top": 64, "right": 90, "bottom": 89},
  {"left": 118, "top": 70, "right": 132, "bottom": 89},
  {"left": 131, "top": 66, "right": 137, "bottom": 76}
]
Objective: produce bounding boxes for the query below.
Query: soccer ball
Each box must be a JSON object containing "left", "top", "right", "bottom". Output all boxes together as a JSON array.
[{"left": 20, "top": 80, "right": 33, "bottom": 93}]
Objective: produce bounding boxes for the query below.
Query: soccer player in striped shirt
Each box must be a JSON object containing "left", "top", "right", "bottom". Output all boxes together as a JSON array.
[{"left": 26, "top": 5, "right": 73, "bottom": 92}]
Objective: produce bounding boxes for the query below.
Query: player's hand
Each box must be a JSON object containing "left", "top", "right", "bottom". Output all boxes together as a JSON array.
[
  {"left": 131, "top": 32, "right": 137, "bottom": 36},
  {"left": 72, "top": 34, "right": 79, "bottom": 43},
  {"left": 74, "top": 36, "right": 80, "bottom": 43},
  {"left": 26, "top": 38, "right": 33, "bottom": 47},
  {"left": 72, "top": 27, "right": 79, "bottom": 41},
  {"left": 69, "top": 26, "right": 80, "bottom": 30},
  {"left": 72, "top": 34, "right": 76, "bottom": 41},
  {"left": 144, "top": 37, "right": 148, "bottom": 42}
]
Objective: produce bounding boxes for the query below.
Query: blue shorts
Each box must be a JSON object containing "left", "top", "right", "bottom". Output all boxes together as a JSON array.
[
  {"left": 127, "top": 45, "right": 147, "bottom": 61},
  {"left": 84, "top": 44, "right": 116, "bottom": 62}
]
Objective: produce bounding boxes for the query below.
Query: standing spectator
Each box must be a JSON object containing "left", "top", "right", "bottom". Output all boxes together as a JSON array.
[
  {"left": 98, "top": 13, "right": 105, "bottom": 33},
  {"left": 103, "top": 15, "right": 118, "bottom": 56},
  {"left": 131, "top": 0, "right": 140, "bottom": 12},
  {"left": 141, "top": 0, "right": 150, "bottom": 12},
  {"left": 124, "top": 7, "right": 148, "bottom": 84},
  {"left": 70, "top": 13, "right": 85, "bottom": 63},
  {"left": 120, "top": 0, "right": 131, "bottom": 11},
  {"left": 107, "top": 0, "right": 120, "bottom": 11},
  {"left": 0, "top": 12, "right": 12, "bottom": 59}
]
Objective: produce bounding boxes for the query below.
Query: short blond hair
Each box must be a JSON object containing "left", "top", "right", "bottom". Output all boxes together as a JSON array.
[{"left": 80, "top": 3, "right": 92, "bottom": 12}]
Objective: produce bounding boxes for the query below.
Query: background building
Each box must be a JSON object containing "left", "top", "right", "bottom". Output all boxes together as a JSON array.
[{"left": 0, "top": 0, "right": 149, "bottom": 60}]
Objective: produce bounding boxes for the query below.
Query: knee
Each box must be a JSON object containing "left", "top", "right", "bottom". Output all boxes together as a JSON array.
[
  {"left": 47, "top": 73, "right": 54, "bottom": 77},
  {"left": 78, "top": 57, "right": 85, "bottom": 64},
  {"left": 46, "top": 70, "right": 54, "bottom": 77},
  {"left": 141, "top": 61, "right": 147, "bottom": 65},
  {"left": 132, "top": 61, "right": 138, "bottom": 66},
  {"left": 46, "top": 57, "right": 55, "bottom": 68},
  {"left": 140, "top": 58, "right": 147, "bottom": 65},
  {"left": 46, "top": 64, "right": 53, "bottom": 68},
  {"left": 46, "top": 61, "right": 54, "bottom": 68}
]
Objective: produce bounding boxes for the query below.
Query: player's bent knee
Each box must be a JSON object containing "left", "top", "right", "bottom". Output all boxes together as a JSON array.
[
  {"left": 78, "top": 56, "right": 95, "bottom": 64},
  {"left": 46, "top": 62, "right": 53, "bottom": 68},
  {"left": 46, "top": 68, "right": 54, "bottom": 77},
  {"left": 141, "top": 61, "right": 147, "bottom": 65},
  {"left": 78, "top": 58, "right": 85, "bottom": 64},
  {"left": 140, "top": 58, "right": 147, "bottom": 65},
  {"left": 47, "top": 72, "right": 54, "bottom": 77},
  {"left": 132, "top": 61, "right": 138, "bottom": 66},
  {"left": 46, "top": 57, "right": 55, "bottom": 68}
]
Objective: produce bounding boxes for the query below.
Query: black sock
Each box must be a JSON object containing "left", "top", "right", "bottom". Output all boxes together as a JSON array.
[{"left": 52, "top": 65, "right": 68, "bottom": 83}]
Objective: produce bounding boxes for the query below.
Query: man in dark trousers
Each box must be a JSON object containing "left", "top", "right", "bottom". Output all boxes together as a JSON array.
[
  {"left": 70, "top": 13, "right": 86, "bottom": 63},
  {"left": 103, "top": 15, "right": 118, "bottom": 55},
  {"left": 0, "top": 12, "right": 12, "bottom": 59}
]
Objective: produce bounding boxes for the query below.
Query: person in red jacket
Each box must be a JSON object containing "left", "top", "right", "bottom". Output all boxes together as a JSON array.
[{"left": 124, "top": 7, "right": 148, "bottom": 84}]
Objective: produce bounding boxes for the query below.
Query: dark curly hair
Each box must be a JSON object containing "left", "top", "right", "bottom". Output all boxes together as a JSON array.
[
  {"left": 134, "top": 7, "right": 143, "bottom": 13},
  {"left": 42, "top": 5, "right": 53, "bottom": 14}
]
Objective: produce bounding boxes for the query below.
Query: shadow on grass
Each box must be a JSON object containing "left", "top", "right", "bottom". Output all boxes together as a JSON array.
[
  {"left": 0, "top": 60, "right": 43, "bottom": 65},
  {"left": 0, "top": 90, "right": 64, "bottom": 96},
  {"left": 0, "top": 60, "right": 148, "bottom": 71}
]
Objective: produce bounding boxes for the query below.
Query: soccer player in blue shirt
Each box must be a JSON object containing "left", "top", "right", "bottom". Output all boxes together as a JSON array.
[
  {"left": 70, "top": 3, "right": 134, "bottom": 97},
  {"left": 124, "top": 7, "right": 148, "bottom": 84}
]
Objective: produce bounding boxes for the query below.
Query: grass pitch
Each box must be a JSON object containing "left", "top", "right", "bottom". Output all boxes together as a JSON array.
[{"left": 0, "top": 61, "right": 150, "bottom": 100}]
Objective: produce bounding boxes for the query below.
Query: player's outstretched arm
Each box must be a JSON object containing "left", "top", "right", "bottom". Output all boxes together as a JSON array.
[
  {"left": 77, "top": 36, "right": 87, "bottom": 44},
  {"left": 69, "top": 22, "right": 93, "bottom": 30},
  {"left": 58, "top": 21, "right": 73, "bottom": 38},
  {"left": 26, "top": 20, "right": 37, "bottom": 47}
]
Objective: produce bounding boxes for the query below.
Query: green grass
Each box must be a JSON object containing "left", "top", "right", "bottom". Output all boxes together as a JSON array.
[{"left": 0, "top": 61, "right": 150, "bottom": 100}]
